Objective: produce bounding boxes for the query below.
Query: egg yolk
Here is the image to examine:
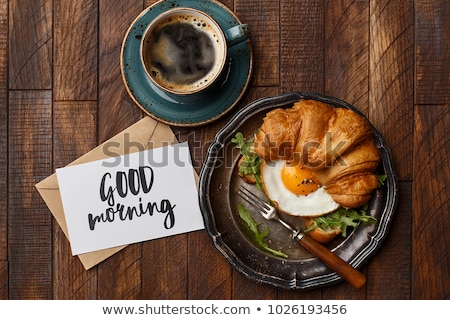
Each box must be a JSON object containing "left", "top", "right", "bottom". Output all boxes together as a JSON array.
[{"left": 281, "top": 161, "right": 320, "bottom": 195}]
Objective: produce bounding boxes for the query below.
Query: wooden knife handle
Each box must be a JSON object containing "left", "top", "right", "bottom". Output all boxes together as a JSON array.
[{"left": 297, "top": 232, "right": 366, "bottom": 289}]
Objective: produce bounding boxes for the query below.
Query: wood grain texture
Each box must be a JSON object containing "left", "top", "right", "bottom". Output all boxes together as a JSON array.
[
  {"left": 8, "top": 91, "right": 53, "bottom": 299},
  {"left": 142, "top": 234, "right": 189, "bottom": 299},
  {"left": 324, "top": 0, "right": 369, "bottom": 114},
  {"left": 236, "top": 0, "right": 279, "bottom": 86},
  {"left": 53, "top": 102, "right": 98, "bottom": 168},
  {"left": 9, "top": 0, "right": 52, "bottom": 89},
  {"left": 0, "top": 260, "right": 7, "bottom": 299},
  {"left": 97, "top": 244, "right": 143, "bottom": 299},
  {"left": 54, "top": 0, "right": 98, "bottom": 101},
  {"left": 53, "top": 101, "right": 98, "bottom": 299},
  {"left": 187, "top": 231, "right": 233, "bottom": 299},
  {"left": 52, "top": 0, "right": 99, "bottom": 298},
  {"left": 367, "top": 182, "right": 412, "bottom": 299},
  {"left": 369, "top": 0, "right": 414, "bottom": 181},
  {"left": 277, "top": 287, "right": 321, "bottom": 300},
  {"left": 53, "top": 225, "right": 98, "bottom": 299},
  {"left": 233, "top": 271, "right": 278, "bottom": 299},
  {"left": 0, "top": 0, "right": 8, "bottom": 264},
  {"left": 413, "top": 105, "right": 449, "bottom": 299},
  {"left": 98, "top": 0, "right": 144, "bottom": 142},
  {"left": 3, "top": 0, "right": 447, "bottom": 301},
  {"left": 280, "top": 0, "right": 324, "bottom": 92},
  {"left": 415, "top": 1, "right": 450, "bottom": 104}
]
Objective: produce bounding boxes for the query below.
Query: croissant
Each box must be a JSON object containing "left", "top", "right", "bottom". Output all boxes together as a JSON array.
[{"left": 254, "top": 99, "right": 381, "bottom": 209}]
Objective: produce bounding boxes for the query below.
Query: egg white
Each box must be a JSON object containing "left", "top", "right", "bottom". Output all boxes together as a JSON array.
[{"left": 261, "top": 160, "right": 340, "bottom": 217}]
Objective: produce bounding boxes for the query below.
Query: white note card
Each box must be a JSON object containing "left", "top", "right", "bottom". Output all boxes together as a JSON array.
[{"left": 56, "top": 142, "right": 204, "bottom": 255}]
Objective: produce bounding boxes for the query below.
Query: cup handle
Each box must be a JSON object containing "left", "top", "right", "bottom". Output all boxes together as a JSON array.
[{"left": 223, "top": 24, "right": 250, "bottom": 47}]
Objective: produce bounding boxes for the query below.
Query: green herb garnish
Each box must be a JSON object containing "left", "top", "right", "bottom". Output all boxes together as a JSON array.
[
  {"left": 304, "top": 204, "right": 376, "bottom": 237},
  {"left": 237, "top": 204, "right": 288, "bottom": 258},
  {"left": 231, "top": 132, "right": 263, "bottom": 189},
  {"left": 377, "top": 173, "right": 388, "bottom": 187}
]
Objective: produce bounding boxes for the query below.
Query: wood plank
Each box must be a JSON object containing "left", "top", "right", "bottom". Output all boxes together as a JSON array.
[
  {"left": 98, "top": 0, "right": 143, "bottom": 143},
  {"left": 97, "top": 245, "right": 143, "bottom": 299},
  {"left": 142, "top": 235, "right": 189, "bottom": 299},
  {"left": 188, "top": 231, "right": 233, "bottom": 299},
  {"left": 0, "top": 260, "right": 7, "bottom": 298},
  {"left": 278, "top": 289, "right": 322, "bottom": 300},
  {"left": 9, "top": 0, "right": 52, "bottom": 89},
  {"left": 8, "top": 91, "right": 53, "bottom": 299},
  {"left": 52, "top": 0, "right": 99, "bottom": 298},
  {"left": 324, "top": 0, "right": 370, "bottom": 114},
  {"left": 53, "top": 226, "right": 98, "bottom": 299},
  {"left": 53, "top": 102, "right": 98, "bottom": 167},
  {"left": 322, "top": 276, "right": 367, "bottom": 299},
  {"left": 413, "top": 105, "right": 449, "bottom": 299},
  {"left": 413, "top": 2, "right": 449, "bottom": 298},
  {"left": 367, "top": 182, "right": 412, "bottom": 299},
  {"left": 236, "top": 0, "right": 279, "bottom": 86},
  {"left": 369, "top": 0, "right": 414, "bottom": 181},
  {"left": 53, "top": 101, "right": 98, "bottom": 299},
  {"left": 280, "top": 0, "right": 324, "bottom": 93},
  {"left": 54, "top": 0, "right": 98, "bottom": 101},
  {"left": 0, "top": 0, "right": 8, "bottom": 265},
  {"left": 233, "top": 271, "right": 278, "bottom": 299},
  {"left": 415, "top": 1, "right": 450, "bottom": 105},
  {"left": 96, "top": 0, "right": 144, "bottom": 299}
]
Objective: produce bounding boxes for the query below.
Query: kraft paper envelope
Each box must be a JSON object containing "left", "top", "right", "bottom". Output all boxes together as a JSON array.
[{"left": 35, "top": 116, "right": 184, "bottom": 270}]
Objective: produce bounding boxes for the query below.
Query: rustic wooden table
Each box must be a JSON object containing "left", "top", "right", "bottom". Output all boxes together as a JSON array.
[{"left": 1, "top": 0, "right": 448, "bottom": 300}]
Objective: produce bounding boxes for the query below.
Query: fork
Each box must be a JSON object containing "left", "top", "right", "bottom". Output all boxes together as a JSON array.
[{"left": 237, "top": 185, "right": 366, "bottom": 289}]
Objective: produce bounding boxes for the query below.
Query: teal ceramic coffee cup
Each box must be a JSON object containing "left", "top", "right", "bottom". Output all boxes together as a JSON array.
[{"left": 141, "top": 7, "right": 249, "bottom": 101}]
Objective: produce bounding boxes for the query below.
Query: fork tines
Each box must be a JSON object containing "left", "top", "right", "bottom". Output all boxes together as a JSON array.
[{"left": 237, "top": 185, "right": 270, "bottom": 211}]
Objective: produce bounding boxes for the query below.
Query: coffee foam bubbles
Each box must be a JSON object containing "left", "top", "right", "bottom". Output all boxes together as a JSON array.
[{"left": 143, "top": 14, "right": 225, "bottom": 94}]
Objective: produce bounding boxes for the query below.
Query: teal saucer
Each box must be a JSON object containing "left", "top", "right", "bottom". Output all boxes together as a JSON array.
[{"left": 121, "top": 0, "right": 253, "bottom": 126}]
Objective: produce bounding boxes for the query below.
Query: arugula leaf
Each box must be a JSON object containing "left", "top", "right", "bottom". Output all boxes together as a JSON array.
[
  {"left": 237, "top": 204, "right": 288, "bottom": 258},
  {"left": 232, "top": 133, "right": 263, "bottom": 189},
  {"left": 304, "top": 204, "right": 376, "bottom": 237},
  {"left": 231, "top": 132, "right": 246, "bottom": 150},
  {"left": 377, "top": 173, "right": 388, "bottom": 187}
]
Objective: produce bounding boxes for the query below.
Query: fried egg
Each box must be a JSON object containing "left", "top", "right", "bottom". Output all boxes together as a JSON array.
[{"left": 261, "top": 160, "right": 340, "bottom": 217}]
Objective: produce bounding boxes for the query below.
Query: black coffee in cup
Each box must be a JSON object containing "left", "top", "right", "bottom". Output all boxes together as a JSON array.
[{"left": 142, "top": 11, "right": 225, "bottom": 94}]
